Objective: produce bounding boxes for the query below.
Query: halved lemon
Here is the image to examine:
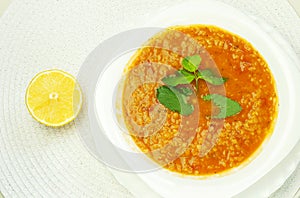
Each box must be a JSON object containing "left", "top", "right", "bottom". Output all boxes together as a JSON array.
[{"left": 25, "top": 69, "right": 82, "bottom": 127}]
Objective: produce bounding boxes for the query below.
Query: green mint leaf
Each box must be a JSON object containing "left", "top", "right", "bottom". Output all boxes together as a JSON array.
[
  {"left": 178, "top": 87, "right": 193, "bottom": 96},
  {"left": 198, "top": 69, "right": 227, "bottom": 85},
  {"left": 162, "top": 71, "right": 194, "bottom": 86},
  {"left": 182, "top": 55, "right": 202, "bottom": 72},
  {"left": 178, "top": 69, "right": 194, "bottom": 77},
  {"left": 157, "top": 86, "right": 194, "bottom": 116},
  {"left": 203, "top": 94, "right": 242, "bottom": 118}
]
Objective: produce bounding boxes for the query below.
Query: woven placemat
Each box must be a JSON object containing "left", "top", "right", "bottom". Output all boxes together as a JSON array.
[{"left": 0, "top": 0, "right": 299, "bottom": 197}]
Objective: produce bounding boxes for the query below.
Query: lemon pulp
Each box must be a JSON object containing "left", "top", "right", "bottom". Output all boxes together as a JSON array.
[{"left": 25, "top": 69, "right": 82, "bottom": 127}]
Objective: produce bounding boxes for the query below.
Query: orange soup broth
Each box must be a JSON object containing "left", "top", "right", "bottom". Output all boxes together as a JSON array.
[{"left": 122, "top": 25, "right": 278, "bottom": 176}]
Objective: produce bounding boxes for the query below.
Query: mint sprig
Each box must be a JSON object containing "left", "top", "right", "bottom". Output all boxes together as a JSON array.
[
  {"left": 182, "top": 55, "right": 227, "bottom": 88},
  {"left": 156, "top": 54, "right": 242, "bottom": 118},
  {"left": 162, "top": 55, "right": 227, "bottom": 88}
]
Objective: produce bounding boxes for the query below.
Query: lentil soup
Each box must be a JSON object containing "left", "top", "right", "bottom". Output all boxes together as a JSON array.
[{"left": 122, "top": 25, "right": 278, "bottom": 176}]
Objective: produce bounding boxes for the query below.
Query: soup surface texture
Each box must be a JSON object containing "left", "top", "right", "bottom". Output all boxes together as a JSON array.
[{"left": 122, "top": 25, "right": 278, "bottom": 175}]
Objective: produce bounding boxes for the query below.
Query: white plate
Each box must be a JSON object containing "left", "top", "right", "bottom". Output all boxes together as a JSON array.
[{"left": 77, "top": 0, "right": 300, "bottom": 197}]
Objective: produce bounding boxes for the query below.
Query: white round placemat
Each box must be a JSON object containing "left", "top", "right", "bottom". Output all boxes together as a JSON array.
[{"left": 0, "top": 0, "right": 299, "bottom": 197}]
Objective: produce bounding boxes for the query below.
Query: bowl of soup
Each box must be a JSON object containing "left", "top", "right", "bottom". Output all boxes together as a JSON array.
[
  {"left": 120, "top": 24, "right": 278, "bottom": 176},
  {"left": 77, "top": 0, "right": 300, "bottom": 197}
]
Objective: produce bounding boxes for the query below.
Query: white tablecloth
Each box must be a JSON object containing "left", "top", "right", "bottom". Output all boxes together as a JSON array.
[{"left": 0, "top": 0, "right": 299, "bottom": 197}]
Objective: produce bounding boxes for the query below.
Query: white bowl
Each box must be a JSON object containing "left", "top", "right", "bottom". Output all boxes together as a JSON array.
[{"left": 77, "top": 0, "right": 300, "bottom": 197}]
